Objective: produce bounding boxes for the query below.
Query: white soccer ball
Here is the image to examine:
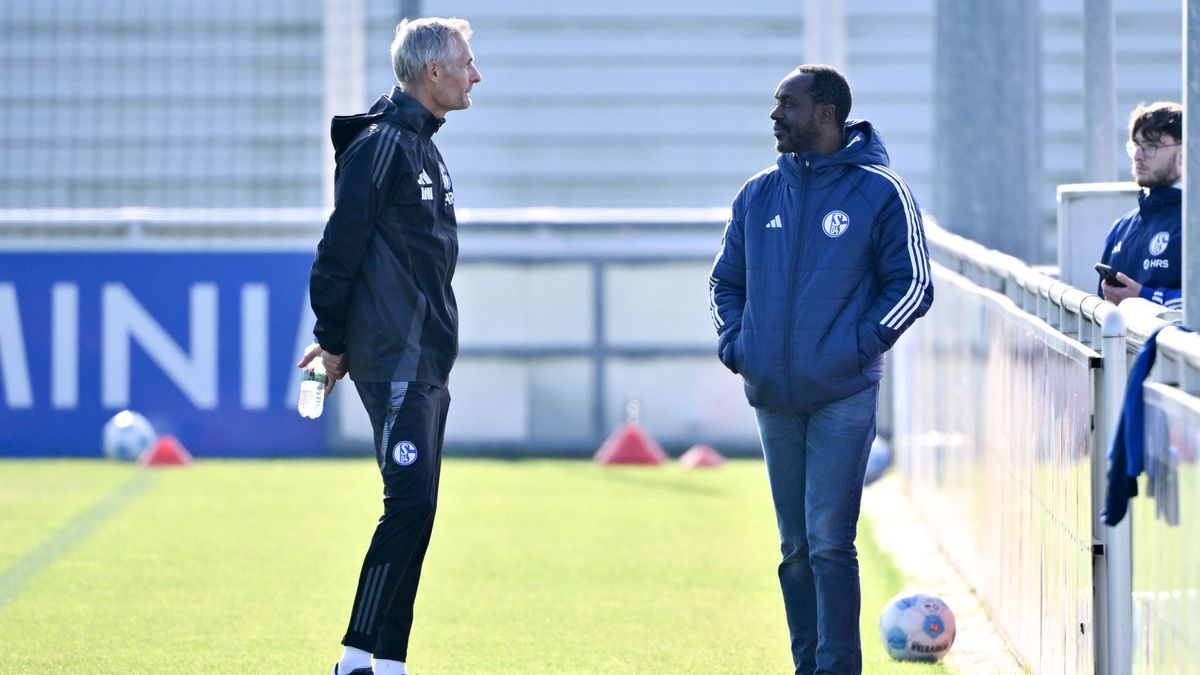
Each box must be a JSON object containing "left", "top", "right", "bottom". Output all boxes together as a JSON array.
[
  {"left": 879, "top": 591, "right": 956, "bottom": 661},
  {"left": 102, "top": 410, "right": 158, "bottom": 461}
]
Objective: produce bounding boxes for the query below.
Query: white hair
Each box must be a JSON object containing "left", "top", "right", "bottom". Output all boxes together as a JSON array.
[{"left": 390, "top": 17, "right": 473, "bottom": 86}]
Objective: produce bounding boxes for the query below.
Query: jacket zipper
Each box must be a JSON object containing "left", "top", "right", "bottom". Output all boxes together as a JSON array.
[{"left": 782, "top": 158, "right": 810, "bottom": 407}]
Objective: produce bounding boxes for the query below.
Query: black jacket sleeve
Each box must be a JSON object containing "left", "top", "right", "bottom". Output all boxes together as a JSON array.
[{"left": 309, "top": 129, "right": 399, "bottom": 354}]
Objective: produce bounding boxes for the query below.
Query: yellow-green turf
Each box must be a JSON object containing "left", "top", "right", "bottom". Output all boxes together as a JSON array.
[{"left": 0, "top": 459, "right": 946, "bottom": 674}]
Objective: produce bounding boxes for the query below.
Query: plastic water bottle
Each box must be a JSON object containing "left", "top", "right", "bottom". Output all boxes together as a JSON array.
[{"left": 298, "top": 360, "right": 328, "bottom": 419}]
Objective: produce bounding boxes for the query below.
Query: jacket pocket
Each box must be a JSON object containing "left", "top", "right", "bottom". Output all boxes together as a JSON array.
[
  {"left": 856, "top": 320, "right": 884, "bottom": 370},
  {"left": 718, "top": 329, "right": 746, "bottom": 374},
  {"left": 732, "top": 332, "right": 746, "bottom": 374}
]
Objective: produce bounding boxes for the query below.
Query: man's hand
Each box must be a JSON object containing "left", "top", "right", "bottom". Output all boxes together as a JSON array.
[
  {"left": 297, "top": 343, "right": 347, "bottom": 395},
  {"left": 1102, "top": 271, "right": 1143, "bottom": 305}
]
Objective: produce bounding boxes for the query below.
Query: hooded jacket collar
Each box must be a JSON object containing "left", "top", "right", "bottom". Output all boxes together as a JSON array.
[
  {"left": 776, "top": 119, "right": 892, "bottom": 188},
  {"left": 329, "top": 87, "right": 445, "bottom": 158}
]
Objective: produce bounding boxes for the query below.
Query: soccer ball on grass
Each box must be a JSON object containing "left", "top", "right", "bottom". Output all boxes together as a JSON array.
[
  {"left": 879, "top": 591, "right": 956, "bottom": 661},
  {"left": 102, "top": 410, "right": 158, "bottom": 461}
]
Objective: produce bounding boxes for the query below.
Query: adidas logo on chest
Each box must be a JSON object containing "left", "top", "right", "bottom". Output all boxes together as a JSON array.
[{"left": 417, "top": 169, "right": 434, "bottom": 200}]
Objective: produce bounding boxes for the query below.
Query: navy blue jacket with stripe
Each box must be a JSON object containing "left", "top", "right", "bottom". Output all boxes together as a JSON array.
[
  {"left": 1097, "top": 185, "right": 1182, "bottom": 309},
  {"left": 709, "top": 120, "right": 933, "bottom": 412},
  {"left": 310, "top": 88, "right": 459, "bottom": 386}
]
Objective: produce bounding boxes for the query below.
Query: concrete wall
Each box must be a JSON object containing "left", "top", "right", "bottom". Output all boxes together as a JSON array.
[{"left": 1056, "top": 181, "right": 1141, "bottom": 291}]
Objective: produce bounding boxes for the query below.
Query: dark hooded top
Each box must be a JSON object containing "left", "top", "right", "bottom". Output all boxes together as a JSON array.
[{"left": 309, "top": 87, "right": 459, "bottom": 385}]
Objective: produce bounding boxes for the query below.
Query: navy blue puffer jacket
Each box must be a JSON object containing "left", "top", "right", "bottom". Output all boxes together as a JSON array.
[{"left": 709, "top": 120, "right": 933, "bottom": 411}]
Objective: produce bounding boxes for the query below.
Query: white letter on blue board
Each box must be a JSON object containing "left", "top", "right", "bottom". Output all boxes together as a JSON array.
[
  {"left": 0, "top": 284, "right": 33, "bottom": 408},
  {"left": 241, "top": 284, "right": 269, "bottom": 409},
  {"left": 52, "top": 283, "right": 78, "bottom": 409},
  {"left": 102, "top": 283, "right": 219, "bottom": 409}
]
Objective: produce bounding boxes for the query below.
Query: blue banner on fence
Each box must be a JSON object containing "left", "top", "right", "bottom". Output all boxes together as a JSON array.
[{"left": 0, "top": 251, "right": 327, "bottom": 457}]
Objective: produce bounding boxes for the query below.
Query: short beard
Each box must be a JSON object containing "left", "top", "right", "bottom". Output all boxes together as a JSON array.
[
  {"left": 1135, "top": 166, "right": 1181, "bottom": 188},
  {"left": 777, "top": 129, "right": 817, "bottom": 155}
]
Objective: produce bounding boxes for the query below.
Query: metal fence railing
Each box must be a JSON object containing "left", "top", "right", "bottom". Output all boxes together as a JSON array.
[
  {"left": 892, "top": 262, "right": 1098, "bottom": 673},
  {"left": 895, "top": 218, "right": 1200, "bottom": 674}
]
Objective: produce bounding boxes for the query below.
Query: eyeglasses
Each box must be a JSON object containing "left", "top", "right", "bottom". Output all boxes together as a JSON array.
[{"left": 1126, "top": 141, "right": 1181, "bottom": 159}]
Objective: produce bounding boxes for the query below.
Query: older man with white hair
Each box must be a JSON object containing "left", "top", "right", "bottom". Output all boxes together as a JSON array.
[{"left": 298, "top": 16, "right": 481, "bottom": 675}]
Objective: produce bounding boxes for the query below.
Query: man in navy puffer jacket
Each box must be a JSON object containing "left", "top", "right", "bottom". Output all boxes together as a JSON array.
[{"left": 709, "top": 65, "right": 933, "bottom": 674}]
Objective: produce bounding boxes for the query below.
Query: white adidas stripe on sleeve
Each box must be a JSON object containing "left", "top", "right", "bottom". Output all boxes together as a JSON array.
[{"left": 857, "top": 164, "right": 931, "bottom": 330}]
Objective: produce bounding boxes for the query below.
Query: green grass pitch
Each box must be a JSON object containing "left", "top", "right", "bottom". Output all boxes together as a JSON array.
[{"left": 0, "top": 459, "right": 946, "bottom": 674}]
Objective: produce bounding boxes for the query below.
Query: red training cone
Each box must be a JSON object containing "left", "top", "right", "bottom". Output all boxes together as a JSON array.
[
  {"left": 679, "top": 444, "right": 725, "bottom": 468},
  {"left": 139, "top": 435, "right": 193, "bottom": 467},
  {"left": 594, "top": 423, "right": 667, "bottom": 465}
]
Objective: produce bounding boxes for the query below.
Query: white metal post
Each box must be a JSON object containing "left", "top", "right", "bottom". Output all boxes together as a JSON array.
[
  {"left": 1098, "top": 309, "right": 1132, "bottom": 675},
  {"left": 1185, "top": 0, "right": 1200, "bottom": 328},
  {"left": 804, "top": 0, "right": 846, "bottom": 71},
  {"left": 321, "top": 0, "right": 366, "bottom": 209},
  {"left": 1083, "top": 0, "right": 1116, "bottom": 182}
]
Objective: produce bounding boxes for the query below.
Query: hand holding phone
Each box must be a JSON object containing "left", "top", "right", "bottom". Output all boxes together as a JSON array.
[{"left": 1095, "top": 263, "right": 1127, "bottom": 288}]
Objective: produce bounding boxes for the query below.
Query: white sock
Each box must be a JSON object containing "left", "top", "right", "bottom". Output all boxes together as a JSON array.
[
  {"left": 374, "top": 659, "right": 407, "bottom": 675},
  {"left": 337, "top": 646, "right": 372, "bottom": 673}
]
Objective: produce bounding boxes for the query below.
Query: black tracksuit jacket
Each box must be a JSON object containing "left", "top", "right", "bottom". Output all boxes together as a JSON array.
[{"left": 309, "top": 87, "right": 459, "bottom": 386}]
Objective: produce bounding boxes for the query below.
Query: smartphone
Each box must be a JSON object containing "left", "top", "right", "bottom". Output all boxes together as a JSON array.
[{"left": 1095, "top": 263, "right": 1127, "bottom": 288}]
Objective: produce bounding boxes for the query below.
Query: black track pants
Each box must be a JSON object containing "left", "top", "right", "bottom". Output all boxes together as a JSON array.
[{"left": 342, "top": 380, "right": 450, "bottom": 661}]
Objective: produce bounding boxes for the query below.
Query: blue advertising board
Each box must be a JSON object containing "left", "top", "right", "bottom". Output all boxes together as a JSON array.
[{"left": 0, "top": 251, "right": 328, "bottom": 457}]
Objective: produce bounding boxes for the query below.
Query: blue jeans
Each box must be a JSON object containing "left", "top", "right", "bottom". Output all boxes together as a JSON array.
[{"left": 755, "top": 384, "right": 878, "bottom": 675}]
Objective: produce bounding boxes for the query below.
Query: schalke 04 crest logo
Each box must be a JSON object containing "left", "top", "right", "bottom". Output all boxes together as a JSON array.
[
  {"left": 1149, "top": 231, "right": 1170, "bottom": 256},
  {"left": 822, "top": 210, "right": 850, "bottom": 238},
  {"left": 392, "top": 440, "right": 418, "bottom": 467}
]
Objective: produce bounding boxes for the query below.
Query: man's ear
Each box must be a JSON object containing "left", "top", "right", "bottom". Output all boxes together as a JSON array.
[
  {"left": 425, "top": 61, "right": 439, "bottom": 82},
  {"left": 819, "top": 102, "right": 838, "bottom": 126}
]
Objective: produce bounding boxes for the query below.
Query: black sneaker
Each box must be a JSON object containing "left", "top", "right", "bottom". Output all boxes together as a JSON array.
[{"left": 331, "top": 664, "right": 374, "bottom": 675}]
